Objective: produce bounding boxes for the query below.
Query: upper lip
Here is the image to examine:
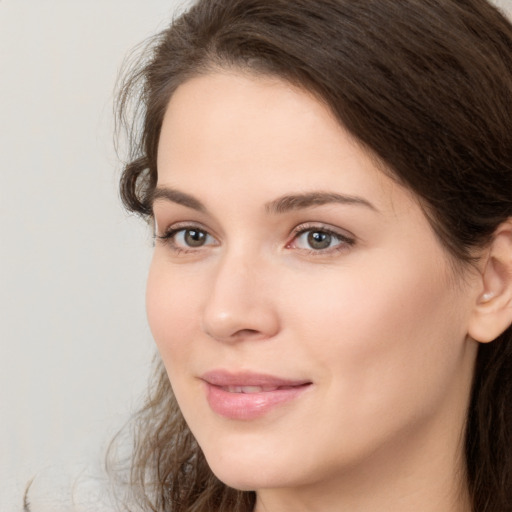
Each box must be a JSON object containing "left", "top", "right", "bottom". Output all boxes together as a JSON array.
[{"left": 200, "top": 370, "right": 311, "bottom": 388}]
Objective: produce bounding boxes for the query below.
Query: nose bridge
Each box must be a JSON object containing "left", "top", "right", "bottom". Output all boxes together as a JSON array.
[{"left": 201, "top": 246, "right": 279, "bottom": 342}]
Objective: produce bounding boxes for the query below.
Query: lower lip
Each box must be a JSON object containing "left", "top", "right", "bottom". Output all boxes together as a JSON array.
[{"left": 204, "top": 383, "right": 311, "bottom": 420}]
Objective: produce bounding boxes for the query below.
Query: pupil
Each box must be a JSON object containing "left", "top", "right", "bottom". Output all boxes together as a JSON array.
[
  {"left": 185, "top": 229, "right": 206, "bottom": 247},
  {"left": 308, "top": 231, "right": 331, "bottom": 249}
]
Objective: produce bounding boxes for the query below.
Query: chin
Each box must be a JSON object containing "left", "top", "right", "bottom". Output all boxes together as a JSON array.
[
  {"left": 200, "top": 443, "right": 297, "bottom": 491},
  {"left": 208, "top": 464, "right": 280, "bottom": 492}
]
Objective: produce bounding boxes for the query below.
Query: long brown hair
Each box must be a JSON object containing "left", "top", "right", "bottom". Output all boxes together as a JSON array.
[{"left": 112, "top": 1, "right": 512, "bottom": 510}]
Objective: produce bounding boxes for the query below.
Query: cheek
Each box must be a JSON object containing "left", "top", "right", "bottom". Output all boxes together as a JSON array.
[
  {"left": 284, "top": 252, "right": 467, "bottom": 405},
  {"left": 146, "top": 257, "right": 200, "bottom": 367}
]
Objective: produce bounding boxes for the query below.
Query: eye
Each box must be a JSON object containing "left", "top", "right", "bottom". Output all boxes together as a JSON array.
[
  {"left": 300, "top": 231, "right": 334, "bottom": 250},
  {"left": 176, "top": 228, "right": 210, "bottom": 247},
  {"left": 289, "top": 225, "right": 355, "bottom": 253},
  {"left": 156, "top": 225, "right": 217, "bottom": 252}
]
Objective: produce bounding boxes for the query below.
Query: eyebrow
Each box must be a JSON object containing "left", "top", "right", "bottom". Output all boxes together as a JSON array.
[
  {"left": 265, "top": 192, "right": 378, "bottom": 214},
  {"left": 152, "top": 186, "right": 377, "bottom": 214},
  {"left": 152, "top": 187, "right": 207, "bottom": 212}
]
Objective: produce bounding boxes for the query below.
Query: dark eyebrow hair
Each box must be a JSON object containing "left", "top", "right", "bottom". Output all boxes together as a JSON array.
[
  {"left": 152, "top": 187, "right": 377, "bottom": 215},
  {"left": 265, "top": 192, "right": 377, "bottom": 214},
  {"left": 152, "top": 186, "right": 207, "bottom": 212}
]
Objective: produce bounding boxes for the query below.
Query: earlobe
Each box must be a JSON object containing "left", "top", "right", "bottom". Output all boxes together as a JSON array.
[{"left": 468, "top": 220, "right": 512, "bottom": 343}]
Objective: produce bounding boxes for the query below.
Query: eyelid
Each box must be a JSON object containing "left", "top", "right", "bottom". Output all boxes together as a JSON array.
[{"left": 155, "top": 220, "right": 212, "bottom": 238}]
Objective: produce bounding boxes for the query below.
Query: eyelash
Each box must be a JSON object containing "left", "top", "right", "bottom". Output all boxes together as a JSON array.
[
  {"left": 155, "top": 223, "right": 216, "bottom": 254},
  {"left": 155, "top": 222, "right": 355, "bottom": 256}
]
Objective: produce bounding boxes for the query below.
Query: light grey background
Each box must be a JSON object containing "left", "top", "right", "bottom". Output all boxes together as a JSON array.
[
  {"left": 0, "top": 1, "right": 189, "bottom": 509},
  {"left": 1, "top": 0, "right": 511, "bottom": 510}
]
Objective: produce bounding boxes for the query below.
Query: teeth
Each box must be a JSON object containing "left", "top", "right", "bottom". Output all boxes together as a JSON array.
[{"left": 224, "top": 386, "right": 279, "bottom": 393}]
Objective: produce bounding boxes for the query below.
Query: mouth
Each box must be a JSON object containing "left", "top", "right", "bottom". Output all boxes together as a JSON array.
[
  {"left": 200, "top": 370, "right": 312, "bottom": 420},
  {"left": 220, "top": 385, "right": 301, "bottom": 393}
]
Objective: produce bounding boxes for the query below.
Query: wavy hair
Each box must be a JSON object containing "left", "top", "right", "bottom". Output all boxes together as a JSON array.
[{"left": 112, "top": 1, "right": 512, "bottom": 510}]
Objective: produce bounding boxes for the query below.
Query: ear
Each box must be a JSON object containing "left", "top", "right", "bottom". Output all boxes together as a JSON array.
[{"left": 468, "top": 220, "right": 512, "bottom": 343}]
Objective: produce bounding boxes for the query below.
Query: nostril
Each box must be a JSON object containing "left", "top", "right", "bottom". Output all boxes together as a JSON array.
[{"left": 201, "top": 289, "right": 280, "bottom": 342}]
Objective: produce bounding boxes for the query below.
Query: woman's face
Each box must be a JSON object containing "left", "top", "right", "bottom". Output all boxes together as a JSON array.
[{"left": 148, "top": 72, "right": 480, "bottom": 499}]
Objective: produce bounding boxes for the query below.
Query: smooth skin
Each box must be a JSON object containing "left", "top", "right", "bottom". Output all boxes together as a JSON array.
[{"left": 147, "top": 72, "right": 512, "bottom": 512}]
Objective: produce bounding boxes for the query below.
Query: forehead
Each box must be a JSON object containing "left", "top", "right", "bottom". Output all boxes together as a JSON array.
[{"left": 156, "top": 71, "right": 414, "bottom": 216}]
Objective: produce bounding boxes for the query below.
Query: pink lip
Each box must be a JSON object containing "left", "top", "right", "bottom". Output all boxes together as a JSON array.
[{"left": 200, "top": 370, "right": 312, "bottom": 420}]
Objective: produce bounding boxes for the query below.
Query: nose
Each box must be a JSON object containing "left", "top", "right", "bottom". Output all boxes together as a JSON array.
[{"left": 201, "top": 251, "right": 280, "bottom": 343}]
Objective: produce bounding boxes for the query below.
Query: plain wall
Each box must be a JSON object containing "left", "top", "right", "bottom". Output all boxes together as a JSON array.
[
  {"left": 1, "top": 0, "right": 511, "bottom": 509},
  {"left": 0, "top": 1, "right": 190, "bottom": 509}
]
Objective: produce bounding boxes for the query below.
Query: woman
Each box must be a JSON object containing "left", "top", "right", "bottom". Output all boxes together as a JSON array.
[{"left": 113, "top": 0, "right": 512, "bottom": 511}]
